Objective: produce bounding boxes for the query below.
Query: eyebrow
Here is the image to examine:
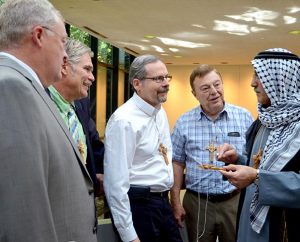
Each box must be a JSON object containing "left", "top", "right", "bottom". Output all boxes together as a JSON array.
[{"left": 84, "top": 65, "right": 93, "bottom": 71}]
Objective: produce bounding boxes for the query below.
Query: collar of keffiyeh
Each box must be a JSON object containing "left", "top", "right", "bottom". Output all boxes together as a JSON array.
[{"left": 250, "top": 48, "right": 300, "bottom": 233}]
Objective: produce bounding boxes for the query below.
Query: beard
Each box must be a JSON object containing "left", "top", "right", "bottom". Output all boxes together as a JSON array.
[{"left": 157, "top": 88, "right": 169, "bottom": 103}]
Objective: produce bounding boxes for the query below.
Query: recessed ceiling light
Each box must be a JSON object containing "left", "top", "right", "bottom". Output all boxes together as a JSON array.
[
  {"left": 283, "top": 16, "right": 297, "bottom": 24},
  {"left": 158, "top": 37, "right": 210, "bottom": 48},
  {"left": 289, "top": 30, "right": 300, "bottom": 35},
  {"left": 225, "top": 8, "right": 278, "bottom": 26},
  {"left": 151, "top": 45, "right": 164, "bottom": 53},
  {"left": 192, "top": 24, "right": 206, "bottom": 29},
  {"left": 287, "top": 7, "right": 300, "bottom": 14},
  {"left": 144, "top": 35, "right": 156, "bottom": 39},
  {"left": 169, "top": 48, "right": 179, "bottom": 52},
  {"left": 174, "top": 55, "right": 182, "bottom": 58}
]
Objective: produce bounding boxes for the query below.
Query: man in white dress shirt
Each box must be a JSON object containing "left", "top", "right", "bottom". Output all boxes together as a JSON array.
[{"left": 104, "top": 55, "right": 183, "bottom": 242}]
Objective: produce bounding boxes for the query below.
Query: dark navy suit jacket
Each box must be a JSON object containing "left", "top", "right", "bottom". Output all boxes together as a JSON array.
[{"left": 75, "top": 97, "right": 104, "bottom": 191}]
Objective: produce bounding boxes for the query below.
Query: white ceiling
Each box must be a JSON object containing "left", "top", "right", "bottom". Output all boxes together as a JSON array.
[{"left": 50, "top": 0, "right": 300, "bottom": 65}]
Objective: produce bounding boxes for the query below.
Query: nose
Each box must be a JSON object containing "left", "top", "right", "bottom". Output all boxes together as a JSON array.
[
  {"left": 161, "top": 80, "right": 169, "bottom": 87},
  {"left": 89, "top": 72, "right": 95, "bottom": 82},
  {"left": 209, "top": 85, "right": 218, "bottom": 94},
  {"left": 251, "top": 75, "right": 257, "bottom": 87}
]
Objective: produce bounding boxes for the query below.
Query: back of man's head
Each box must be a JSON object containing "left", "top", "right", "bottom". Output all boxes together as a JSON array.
[{"left": 0, "top": 0, "right": 63, "bottom": 50}]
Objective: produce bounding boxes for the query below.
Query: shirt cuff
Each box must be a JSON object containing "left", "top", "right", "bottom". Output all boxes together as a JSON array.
[
  {"left": 236, "top": 154, "right": 246, "bottom": 165},
  {"left": 118, "top": 223, "right": 137, "bottom": 242}
]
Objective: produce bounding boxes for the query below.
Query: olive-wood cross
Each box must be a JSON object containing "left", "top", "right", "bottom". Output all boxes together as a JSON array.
[
  {"left": 252, "top": 148, "right": 263, "bottom": 169},
  {"left": 159, "top": 143, "right": 169, "bottom": 165},
  {"left": 206, "top": 141, "right": 217, "bottom": 162}
]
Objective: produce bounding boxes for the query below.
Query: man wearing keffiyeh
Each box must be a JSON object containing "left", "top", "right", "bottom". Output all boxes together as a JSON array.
[{"left": 218, "top": 48, "right": 300, "bottom": 242}]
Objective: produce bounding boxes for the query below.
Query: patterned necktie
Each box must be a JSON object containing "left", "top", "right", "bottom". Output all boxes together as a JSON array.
[
  {"left": 67, "top": 107, "right": 80, "bottom": 144},
  {"left": 67, "top": 107, "right": 86, "bottom": 163}
]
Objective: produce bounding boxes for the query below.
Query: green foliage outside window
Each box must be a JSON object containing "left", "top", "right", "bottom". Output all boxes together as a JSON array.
[
  {"left": 69, "top": 25, "right": 90, "bottom": 47},
  {"left": 98, "top": 40, "right": 112, "bottom": 65},
  {"left": 0, "top": 0, "right": 5, "bottom": 6},
  {"left": 70, "top": 25, "right": 112, "bottom": 65}
]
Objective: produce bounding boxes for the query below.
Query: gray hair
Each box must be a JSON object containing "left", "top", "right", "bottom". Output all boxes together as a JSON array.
[
  {"left": 0, "top": 0, "right": 63, "bottom": 49},
  {"left": 129, "top": 54, "right": 161, "bottom": 85},
  {"left": 65, "top": 38, "right": 94, "bottom": 71}
]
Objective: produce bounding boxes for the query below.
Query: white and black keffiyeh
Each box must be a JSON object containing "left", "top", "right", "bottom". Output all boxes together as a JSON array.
[{"left": 250, "top": 48, "right": 300, "bottom": 233}]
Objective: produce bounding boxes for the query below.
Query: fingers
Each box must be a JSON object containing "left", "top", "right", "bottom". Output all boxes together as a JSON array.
[
  {"left": 217, "top": 143, "right": 231, "bottom": 157},
  {"left": 219, "top": 164, "right": 237, "bottom": 178},
  {"left": 216, "top": 143, "right": 238, "bottom": 163},
  {"left": 177, "top": 217, "right": 185, "bottom": 228}
]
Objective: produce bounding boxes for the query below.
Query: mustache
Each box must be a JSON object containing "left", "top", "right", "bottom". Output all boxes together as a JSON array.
[{"left": 158, "top": 88, "right": 169, "bottom": 93}]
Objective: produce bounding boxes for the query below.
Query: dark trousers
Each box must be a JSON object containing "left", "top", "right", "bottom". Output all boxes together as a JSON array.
[{"left": 128, "top": 187, "right": 183, "bottom": 242}]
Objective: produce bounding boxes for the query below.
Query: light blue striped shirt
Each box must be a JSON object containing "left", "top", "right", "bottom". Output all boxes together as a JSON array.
[{"left": 171, "top": 103, "right": 253, "bottom": 194}]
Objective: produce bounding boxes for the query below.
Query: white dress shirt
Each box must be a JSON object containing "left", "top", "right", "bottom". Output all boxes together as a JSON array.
[{"left": 104, "top": 93, "right": 174, "bottom": 242}]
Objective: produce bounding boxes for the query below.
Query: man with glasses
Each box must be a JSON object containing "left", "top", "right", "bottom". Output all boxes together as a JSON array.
[
  {"left": 0, "top": 1, "right": 97, "bottom": 241},
  {"left": 170, "top": 64, "right": 253, "bottom": 242},
  {"left": 104, "top": 55, "right": 183, "bottom": 242}
]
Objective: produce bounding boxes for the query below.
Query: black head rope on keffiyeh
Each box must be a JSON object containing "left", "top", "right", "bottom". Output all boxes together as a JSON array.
[{"left": 250, "top": 48, "right": 300, "bottom": 233}]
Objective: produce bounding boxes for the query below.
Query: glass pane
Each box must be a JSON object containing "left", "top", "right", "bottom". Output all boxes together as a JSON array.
[
  {"left": 124, "top": 52, "right": 131, "bottom": 72},
  {"left": 96, "top": 64, "right": 107, "bottom": 137},
  {"left": 98, "top": 40, "right": 112, "bottom": 65},
  {"left": 119, "top": 49, "right": 125, "bottom": 70},
  {"left": 69, "top": 25, "right": 90, "bottom": 46}
]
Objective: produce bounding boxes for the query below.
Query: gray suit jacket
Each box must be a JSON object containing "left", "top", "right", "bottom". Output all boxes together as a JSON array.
[{"left": 0, "top": 56, "right": 98, "bottom": 242}]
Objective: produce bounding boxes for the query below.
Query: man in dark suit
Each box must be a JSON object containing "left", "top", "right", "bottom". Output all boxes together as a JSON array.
[
  {"left": 48, "top": 38, "right": 104, "bottom": 194},
  {"left": 75, "top": 97, "right": 105, "bottom": 195},
  {"left": 0, "top": 1, "right": 98, "bottom": 241}
]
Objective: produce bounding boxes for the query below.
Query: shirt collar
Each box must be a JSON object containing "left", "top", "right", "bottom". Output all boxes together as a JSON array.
[
  {"left": 197, "top": 102, "right": 230, "bottom": 121},
  {"left": 132, "top": 92, "right": 160, "bottom": 117},
  {"left": 48, "top": 85, "right": 74, "bottom": 114},
  {"left": 0, "top": 52, "right": 43, "bottom": 88}
]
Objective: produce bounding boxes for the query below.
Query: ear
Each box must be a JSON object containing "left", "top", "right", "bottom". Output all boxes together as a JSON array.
[
  {"left": 31, "top": 26, "right": 44, "bottom": 47},
  {"left": 61, "top": 56, "right": 68, "bottom": 76},
  {"left": 191, "top": 89, "right": 196, "bottom": 98},
  {"left": 132, "top": 78, "right": 142, "bottom": 93}
]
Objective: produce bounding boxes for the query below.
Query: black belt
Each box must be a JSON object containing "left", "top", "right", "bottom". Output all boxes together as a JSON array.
[
  {"left": 128, "top": 185, "right": 169, "bottom": 200},
  {"left": 186, "top": 189, "right": 239, "bottom": 203},
  {"left": 150, "top": 190, "right": 169, "bottom": 198}
]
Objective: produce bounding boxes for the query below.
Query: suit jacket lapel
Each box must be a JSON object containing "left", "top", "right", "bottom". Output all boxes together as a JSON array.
[{"left": 0, "top": 56, "right": 93, "bottom": 184}]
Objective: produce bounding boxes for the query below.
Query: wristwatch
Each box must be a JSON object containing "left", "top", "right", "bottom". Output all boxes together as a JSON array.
[{"left": 254, "top": 169, "right": 260, "bottom": 186}]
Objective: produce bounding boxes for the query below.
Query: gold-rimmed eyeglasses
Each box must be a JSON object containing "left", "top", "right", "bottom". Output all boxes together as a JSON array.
[
  {"left": 143, "top": 75, "right": 172, "bottom": 83},
  {"left": 42, "top": 26, "right": 68, "bottom": 44}
]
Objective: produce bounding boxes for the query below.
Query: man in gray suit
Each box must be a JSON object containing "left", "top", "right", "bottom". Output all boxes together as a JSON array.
[{"left": 0, "top": 1, "right": 98, "bottom": 241}]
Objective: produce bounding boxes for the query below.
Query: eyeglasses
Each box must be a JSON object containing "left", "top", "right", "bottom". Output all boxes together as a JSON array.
[
  {"left": 143, "top": 75, "right": 172, "bottom": 83},
  {"left": 42, "top": 26, "right": 68, "bottom": 44}
]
